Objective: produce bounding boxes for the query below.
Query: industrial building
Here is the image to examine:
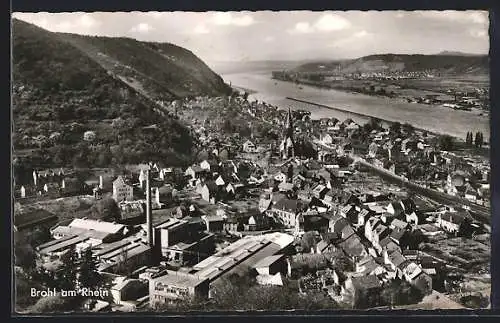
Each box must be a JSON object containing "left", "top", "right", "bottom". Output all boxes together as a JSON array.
[
  {"left": 191, "top": 232, "right": 294, "bottom": 287},
  {"left": 148, "top": 270, "right": 210, "bottom": 307}
]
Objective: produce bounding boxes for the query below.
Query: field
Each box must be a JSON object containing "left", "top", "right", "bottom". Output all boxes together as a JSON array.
[
  {"left": 420, "top": 237, "right": 490, "bottom": 274},
  {"left": 15, "top": 193, "right": 110, "bottom": 223}
]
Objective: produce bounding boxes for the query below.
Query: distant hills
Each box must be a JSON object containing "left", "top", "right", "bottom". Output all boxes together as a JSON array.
[
  {"left": 12, "top": 18, "right": 231, "bottom": 171},
  {"left": 291, "top": 53, "right": 489, "bottom": 75},
  {"left": 436, "top": 50, "right": 485, "bottom": 57},
  {"left": 210, "top": 60, "right": 318, "bottom": 75}
]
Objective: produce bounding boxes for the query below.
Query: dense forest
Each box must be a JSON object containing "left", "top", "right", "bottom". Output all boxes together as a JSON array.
[{"left": 12, "top": 19, "right": 230, "bottom": 175}]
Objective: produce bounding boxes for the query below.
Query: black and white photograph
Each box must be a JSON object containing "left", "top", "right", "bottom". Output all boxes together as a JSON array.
[{"left": 11, "top": 10, "right": 491, "bottom": 313}]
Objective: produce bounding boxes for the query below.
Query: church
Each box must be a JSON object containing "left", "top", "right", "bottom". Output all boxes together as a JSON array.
[{"left": 279, "top": 108, "right": 295, "bottom": 160}]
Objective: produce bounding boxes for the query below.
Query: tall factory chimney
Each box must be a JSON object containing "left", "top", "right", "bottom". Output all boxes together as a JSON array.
[{"left": 146, "top": 168, "right": 153, "bottom": 247}]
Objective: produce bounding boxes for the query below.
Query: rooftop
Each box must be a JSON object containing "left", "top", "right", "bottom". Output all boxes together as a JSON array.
[
  {"left": 69, "top": 218, "right": 125, "bottom": 235},
  {"left": 252, "top": 254, "right": 285, "bottom": 269},
  {"left": 152, "top": 270, "right": 208, "bottom": 289}
]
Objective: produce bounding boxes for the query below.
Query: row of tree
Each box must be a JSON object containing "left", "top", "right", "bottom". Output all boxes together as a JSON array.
[
  {"left": 465, "top": 131, "right": 485, "bottom": 148},
  {"left": 32, "top": 246, "right": 103, "bottom": 292}
]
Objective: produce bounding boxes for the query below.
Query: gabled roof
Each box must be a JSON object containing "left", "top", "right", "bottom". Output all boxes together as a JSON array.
[
  {"left": 14, "top": 209, "right": 58, "bottom": 230},
  {"left": 272, "top": 198, "right": 302, "bottom": 213},
  {"left": 252, "top": 254, "right": 285, "bottom": 269},
  {"left": 387, "top": 250, "right": 406, "bottom": 268},
  {"left": 440, "top": 212, "right": 466, "bottom": 225},
  {"left": 388, "top": 201, "right": 404, "bottom": 215},
  {"left": 390, "top": 228, "right": 407, "bottom": 242},
  {"left": 391, "top": 218, "right": 409, "bottom": 230},
  {"left": 339, "top": 234, "right": 365, "bottom": 257},
  {"left": 350, "top": 275, "right": 381, "bottom": 290}
]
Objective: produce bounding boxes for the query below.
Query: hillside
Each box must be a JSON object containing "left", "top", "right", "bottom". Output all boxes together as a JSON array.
[
  {"left": 293, "top": 53, "right": 489, "bottom": 75},
  {"left": 12, "top": 18, "right": 230, "bottom": 178}
]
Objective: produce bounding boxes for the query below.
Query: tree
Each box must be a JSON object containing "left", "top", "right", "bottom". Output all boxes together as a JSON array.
[
  {"left": 78, "top": 247, "right": 102, "bottom": 290},
  {"left": 380, "top": 279, "right": 424, "bottom": 307},
  {"left": 439, "top": 135, "right": 454, "bottom": 151},
  {"left": 242, "top": 91, "right": 249, "bottom": 101},
  {"left": 389, "top": 122, "right": 401, "bottom": 135},
  {"left": 57, "top": 246, "right": 78, "bottom": 291},
  {"left": 402, "top": 122, "right": 414, "bottom": 135},
  {"left": 29, "top": 295, "right": 81, "bottom": 313},
  {"left": 466, "top": 132, "right": 473, "bottom": 147},
  {"left": 90, "top": 197, "right": 120, "bottom": 220}
]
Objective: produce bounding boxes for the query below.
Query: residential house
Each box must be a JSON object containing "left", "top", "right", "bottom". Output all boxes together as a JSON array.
[
  {"left": 383, "top": 249, "right": 406, "bottom": 272},
  {"left": 244, "top": 213, "right": 270, "bottom": 231},
  {"left": 342, "top": 275, "right": 382, "bottom": 309},
  {"left": 185, "top": 165, "right": 204, "bottom": 181},
  {"left": 340, "top": 204, "right": 360, "bottom": 223},
  {"left": 243, "top": 140, "right": 257, "bottom": 153},
  {"left": 311, "top": 184, "right": 329, "bottom": 200},
  {"left": 201, "top": 214, "right": 225, "bottom": 233},
  {"left": 200, "top": 159, "right": 218, "bottom": 173},
  {"left": 274, "top": 172, "right": 288, "bottom": 183},
  {"left": 278, "top": 181, "right": 295, "bottom": 193},
  {"left": 329, "top": 215, "right": 355, "bottom": 240},
  {"left": 112, "top": 176, "right": 134, "bottom": 202},
  {"left": 386, "top": 201, "right": 405, "bottom": 218},
  {"left": 321, "top": 133, "right": 334, "bottom": 145},
  {"left": 364, "top": 217, "right": 382, "bottom": 243},
  {"left": 355, "top": 256, "right": 387, "bottom": 278},
  {"left": 436, "top": 212, "right": 469, "bottom": 236},
  {"left": 200, "top": 181, "right": 220, "bottom": 204},
  {"left": 390, "top": 219, "right": 409, "bottom": 231},
  {"left": 338, "top": 234, "right": 368, "bottom": 260},
  {"left": 118, "top": 201, "right": 145, "bottom": 222},
  {"left": 370, "top": 223, "right": 391, "bottom": 253},
  {"left": 268, "top": 198, "right": 304, "bottom": 228},
  {"left": 368, "top": 142, "right": 378, "bottom": 158}
]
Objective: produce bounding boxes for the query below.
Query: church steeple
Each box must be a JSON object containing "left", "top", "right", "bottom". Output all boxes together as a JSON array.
[
  {"left": 284, "top": 107, "right": 293, "bottom": 137},
  {"left": 280, "top": 107, "right": 295, "bottom": 159}
]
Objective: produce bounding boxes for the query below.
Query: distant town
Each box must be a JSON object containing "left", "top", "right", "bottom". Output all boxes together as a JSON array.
[
  {"left": 272, "top": 69, "right": 489, "bottom": 115},
  {"left": 14, "top": 91, "right": 491, "bottom": 312}
]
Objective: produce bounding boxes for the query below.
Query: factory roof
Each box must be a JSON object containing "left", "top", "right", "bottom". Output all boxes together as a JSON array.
[
  {"left": 152, "top": 270, "right": 208, "bottom": 289},
  {"left": 51, "top": 225, "right": 110, "bottom": 241},
  {"left": 154, "top": 217, "right": 188, "bottom": 230},
  {"left": 193, "top": 233, "right": 293, "bottom": 282},
  {"left": 252, "top": 254, "right": 286, "bottom": 269},
  {"left": 36, "top": 235, "right": 89, "bottom": 254},
  {"left": 69, "top": 218, "right": 125, "bottom": 235}
]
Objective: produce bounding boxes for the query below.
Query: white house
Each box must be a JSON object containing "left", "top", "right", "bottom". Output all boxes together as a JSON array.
[
  {"left": 215, "top": 175, "right": 226, "bottom": 187},
  {"left": 113, "top": 176, "right": 134, "bottom": 202},
  {"left": 243, "top": 140, "right": 257, "bottom": 153},
  {"left": 274, "top": 172, "right": 287, "bottom": 183},
  {"left": 139, "top": 169, "right": 147, "bottom": 189},
  {"left": 321, "top": 133, "right": 334, "bottom": 145}
]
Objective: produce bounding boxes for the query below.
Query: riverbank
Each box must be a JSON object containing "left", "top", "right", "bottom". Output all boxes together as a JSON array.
[
  {"left": 223, "top": 72, "right": 490, "bottom": 141},
  {"left": 286, "top": 97, "right": 460, "bottom": 141}
]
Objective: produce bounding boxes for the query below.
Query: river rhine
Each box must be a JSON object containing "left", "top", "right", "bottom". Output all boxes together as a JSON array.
[{"left": 222, "top": 71, "right": 490, "bottom": 140}]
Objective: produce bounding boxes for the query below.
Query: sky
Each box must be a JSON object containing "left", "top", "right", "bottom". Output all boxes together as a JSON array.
[{"left": 12, "top": 11, "right": 489, "bottom": 63}]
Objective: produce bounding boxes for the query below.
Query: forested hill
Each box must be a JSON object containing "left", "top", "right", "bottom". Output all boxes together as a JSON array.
[
  {"left": 293, "top": 53, "right": 489, "bottom": 75},
  {"left": 12, "top": 18, "right": 230, "bottom": 174}
]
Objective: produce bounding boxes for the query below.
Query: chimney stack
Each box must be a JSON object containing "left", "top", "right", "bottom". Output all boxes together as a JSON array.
[{"left": 146, "top": 169, "right": 153, "bottom": 247}]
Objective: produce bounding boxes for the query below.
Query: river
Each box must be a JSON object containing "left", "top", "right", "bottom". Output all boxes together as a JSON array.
[{"left": 222, "top": 71, "right": 490, "bottom": 140}]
